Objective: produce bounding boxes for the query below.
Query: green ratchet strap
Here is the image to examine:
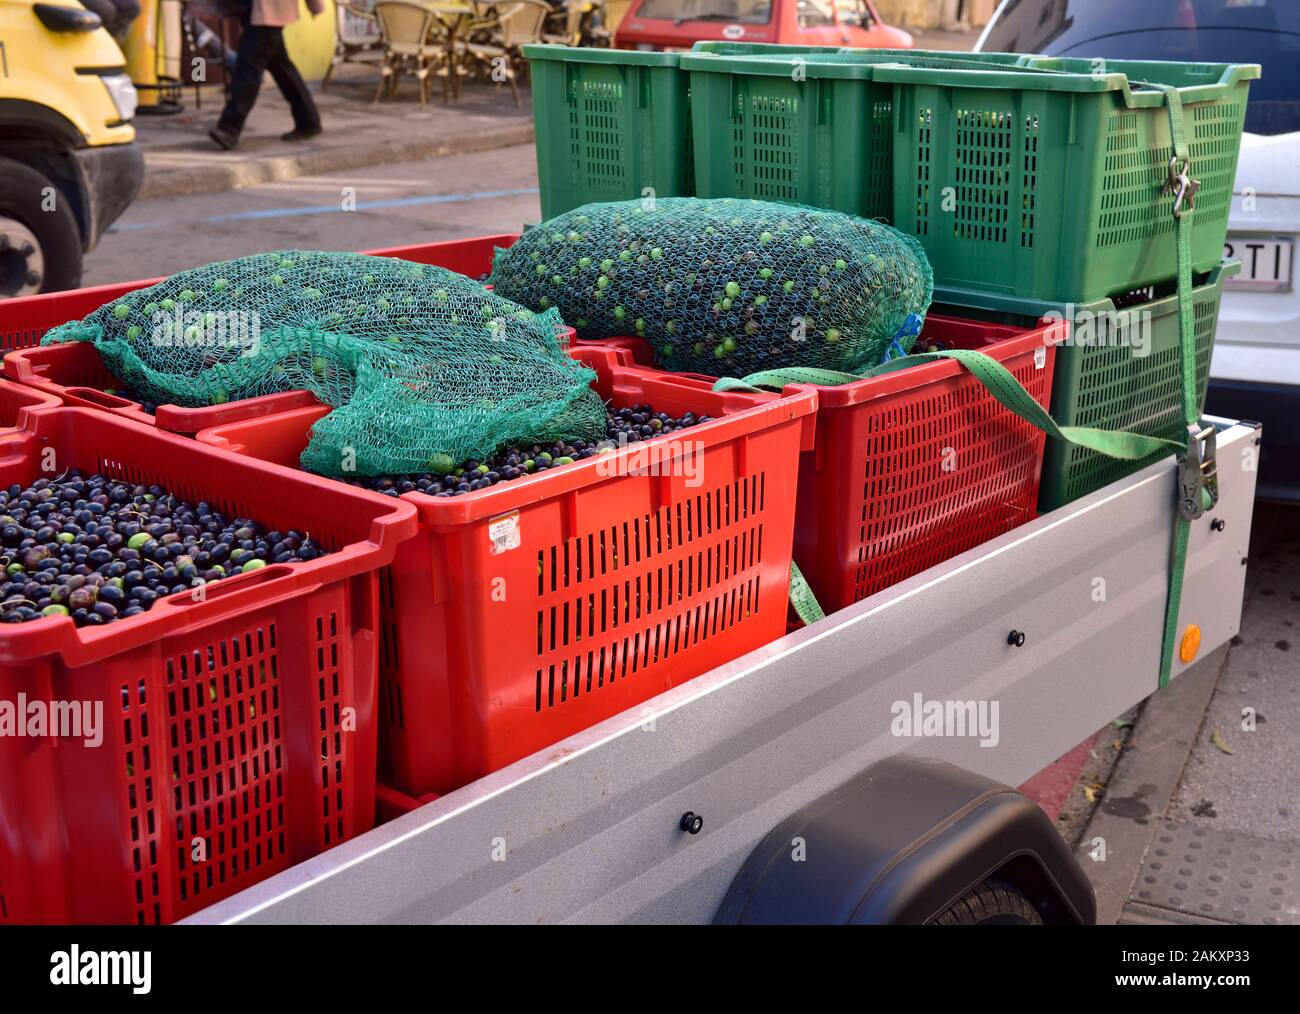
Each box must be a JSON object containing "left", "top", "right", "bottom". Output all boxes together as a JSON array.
[
  {"left": 736, "top": 87, "right": 1214, "bottom": 677},
  {"left": 789, "top": 560, "right": 825, "bottom": 625},
  {"left": 1150, "top": 82, "right": 1217, "bottom": 688},
  {"left": 720, "top": 350, "right": 1189, "bottom": 460}
]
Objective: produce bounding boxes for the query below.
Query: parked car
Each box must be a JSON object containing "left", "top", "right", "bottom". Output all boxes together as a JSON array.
[
  {"left": 0, "top": 0, "right": 144, "bottom": 296},
  {"left": 977, "top": 0, "right": 1300, "bottom": 501},
  {"left": 614, "top": 0, "right": 912, "bottom": 52}
]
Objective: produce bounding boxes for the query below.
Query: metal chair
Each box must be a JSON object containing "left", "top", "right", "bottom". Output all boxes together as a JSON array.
[
  {"left": 540, "top": 0, "right": 588, "bottom": 46},
  {"left": 460, "top": 0, "right": 550, "bottom": 106},
  {"left": 322, "top": 0, "right": 385, "bottom": 91},
  {"left": 589, "top": 0, "right": 631, "bottom": 45},
  {"left": 373, "top": 1, "right": 448, "bottom": 107}
]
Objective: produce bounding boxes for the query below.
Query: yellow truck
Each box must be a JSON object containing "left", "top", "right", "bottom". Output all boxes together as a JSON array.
[{"left": 0, "top": 0, "right": 143, "bottom": 294}]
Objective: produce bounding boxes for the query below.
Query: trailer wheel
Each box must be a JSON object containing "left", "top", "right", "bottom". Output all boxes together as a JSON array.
[
  {"left": 931, "top": 880, "right": 1042, "bottom": 926},
  {"left": 0, "top": 157, "right": 84, "bottom": 296}
]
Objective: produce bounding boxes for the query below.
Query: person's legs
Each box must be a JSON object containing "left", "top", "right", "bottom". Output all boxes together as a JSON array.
[
  {"left": 265, "top": 31, "right": 321, "bottom": 132},
  {"left": 215, "top": 21, "right": 281, "bottom": 139}
]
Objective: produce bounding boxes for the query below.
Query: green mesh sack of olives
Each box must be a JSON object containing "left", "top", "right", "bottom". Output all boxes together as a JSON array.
[
  {"left": 43, "top": 250, "right": 607, "bottom": 477},
  {"left": 489, "top": 198, "right": 934, "bottom": 377}
]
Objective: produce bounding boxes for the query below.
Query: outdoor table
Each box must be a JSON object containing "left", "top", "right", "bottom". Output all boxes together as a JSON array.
[{"left": 421, "top": 1, "right": 475, "bottom": 100}]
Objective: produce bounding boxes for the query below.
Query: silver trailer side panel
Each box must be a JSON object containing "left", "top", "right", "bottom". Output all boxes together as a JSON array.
[{"left": 188, "top": 421, "right": 1259, "bottom": 925}]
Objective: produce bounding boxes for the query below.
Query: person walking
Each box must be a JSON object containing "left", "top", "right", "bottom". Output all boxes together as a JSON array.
[{"left": 209, "top": 0, "right": 325, "bottom": 150}]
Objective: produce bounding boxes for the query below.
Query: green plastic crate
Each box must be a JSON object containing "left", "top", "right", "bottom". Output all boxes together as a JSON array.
[
  {"left": 939, "top": 260, "right": 1238, "bottom": 511},
  {"left": 879, "top": 60, "right": 1258, "bottom": 305},
  {"left": 689, "top": 41, "right": 1034, "bottom": 65},
  {"left": 524, "top": 45, "right": 693, "bottom": 221},
  {"left": 683, "top": 52, "right": 889, "bottom": 219},
  {"left": 681, "top": 50, "right": 1033, "bottom": 220}
]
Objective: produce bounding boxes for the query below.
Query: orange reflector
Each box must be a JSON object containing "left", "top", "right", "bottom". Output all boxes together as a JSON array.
[{"left": 1180, "top": 625, "right": 1202, "bottom": 663}]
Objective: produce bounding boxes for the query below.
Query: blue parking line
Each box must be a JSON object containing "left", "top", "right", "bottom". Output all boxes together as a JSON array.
[{"left": 113, "top": 186, "right": 540, "bottom": 231}]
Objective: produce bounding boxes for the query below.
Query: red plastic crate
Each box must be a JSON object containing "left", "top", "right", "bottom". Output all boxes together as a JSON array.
[
  {"left": 575, "top": 313, "right": 1063, "bottom": 611},
  {"left": 2, "top": 341, "right": 321, "bottom": 433},
  {"left": 362, "top": 233, "right": 517, "bottom": 278},
  {"left": 196, "top": 347, "right": 816, "bottom": 796},
  {"left": 0, "top": 235, "right": 522, "bottom": 356},
  {"left": 0, "top": 409, "right": 417, "bottom": 925},
  {"left": 0, "top": 378, "right": 61, "bottom": 437}
]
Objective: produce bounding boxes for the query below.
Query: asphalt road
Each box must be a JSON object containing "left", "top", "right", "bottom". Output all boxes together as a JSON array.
[{"left": 85, "top": 145, "right": 544, "bottom": 284}]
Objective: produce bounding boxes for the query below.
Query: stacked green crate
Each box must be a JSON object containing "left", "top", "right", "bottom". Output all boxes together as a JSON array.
[
  {"left": 682, "top": 49, "right": 1037, "bottom": 221},
  {"left": 935, "top": 261, "right": 1239, "bottom": 511},
  {"left": 683, "top": 53, "right": 890, "bottom": 219},
  {"left": 878, "top": 60, "right": 1257, "bottom": 303},
  {"left": 524, "top": 46, "right": 693, "bottom": 220},
  {"left": 875, "top": 59, "right": 1255, "bottom": 507}
]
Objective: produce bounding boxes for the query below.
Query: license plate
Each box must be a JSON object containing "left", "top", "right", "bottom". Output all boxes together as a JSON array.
[{"left": 1223, "top": 236, "right": 1294, "bottom": 292}]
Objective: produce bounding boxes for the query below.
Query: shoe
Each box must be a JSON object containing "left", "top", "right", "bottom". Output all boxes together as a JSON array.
[
  {"left": 280, "top": 125, "right": 322, "bottom": 142},
  {"left": 209, "top": 127, "right": 238, "bottom": 151}
]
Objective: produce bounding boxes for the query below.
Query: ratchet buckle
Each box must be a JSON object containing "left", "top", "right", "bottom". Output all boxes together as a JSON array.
[{"left": 1178, "top": 423, "right": 1219, "bottom": 520}]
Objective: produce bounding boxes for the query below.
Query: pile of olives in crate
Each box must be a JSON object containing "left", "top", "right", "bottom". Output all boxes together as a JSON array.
[
  {"left": 346, "top": 404, "right": 710, "bottom": 497},
  {"left": 0, "top": 471, "right": 324, "bottom": 626}
]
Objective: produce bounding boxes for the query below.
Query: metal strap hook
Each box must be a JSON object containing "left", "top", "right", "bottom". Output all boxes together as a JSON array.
[{"left": 1163, "top": 155, "right": 1201, "bottom": 219}]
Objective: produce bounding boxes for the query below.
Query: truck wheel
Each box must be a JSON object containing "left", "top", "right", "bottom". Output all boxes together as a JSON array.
[
  {"left": 0, "top": 157, "right": 84, "bottom": 296},
  {"left": 931, "top": 879, "right": 1043, "bottom": 926}
]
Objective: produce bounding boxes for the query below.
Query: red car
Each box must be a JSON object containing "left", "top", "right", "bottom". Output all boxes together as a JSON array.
[{"left": 615, "top": 0, "right": 913, "bottom": 51}]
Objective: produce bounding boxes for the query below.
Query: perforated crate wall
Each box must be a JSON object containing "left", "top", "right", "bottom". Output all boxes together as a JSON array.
[
  {"left": 683, "top": 49, "right": 1043, "bottom": 221},
  {"left": 1039, "top": 265, "right": 1228, "bottom": 512},
  {"left": 884, "top": 65, "right": 1253, "bottom": 305},
  {"left": 0, "top": 562, "right": 382, "bottom": 926},
  {"left": 381, "top": 432, "right": 804, "bottom": 796},
  {"left": 528, "top": 48, "right": 693, "bottom": 220},
  {"left": 0, "top": 408, "right": 407, "bottom": 924},
  {"left": 532, "top": 474, "right": 768, "bottom": 711},
  {"left": 688, "top": 61, "right": 893, "bottom": 220},
  {"left": 790, "top": 316, "right": 1058, "bottom": 612}
]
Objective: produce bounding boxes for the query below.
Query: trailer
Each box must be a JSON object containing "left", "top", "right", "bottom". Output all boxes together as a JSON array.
[
  {"left": 0, "top": 41, "right": 1264, "bottom": 923},
  {"left": 183, "top": 416, "right": 1260, "bottom": 925}
]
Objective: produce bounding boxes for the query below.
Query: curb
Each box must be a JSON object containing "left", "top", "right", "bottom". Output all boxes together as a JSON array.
[
  {"left": 1073, "top": 645, "right": 1227, "bottom": 924},
  {"left": 138, "top": 123, "right": 536, "bottom": 200}
]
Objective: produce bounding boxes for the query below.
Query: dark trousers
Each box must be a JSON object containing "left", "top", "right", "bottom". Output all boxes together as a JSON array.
[{"left": 217, "top": 18, "right": 321, "bottom": 137}]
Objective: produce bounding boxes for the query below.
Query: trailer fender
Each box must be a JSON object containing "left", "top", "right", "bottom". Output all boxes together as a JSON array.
[{"left": 714, "top": 755, "right": 1096, "bottom": 925}]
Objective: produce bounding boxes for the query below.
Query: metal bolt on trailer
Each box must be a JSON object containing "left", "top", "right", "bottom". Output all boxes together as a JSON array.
[{"left": 187, "top": 418, "right": 1259, "bottom": 925}]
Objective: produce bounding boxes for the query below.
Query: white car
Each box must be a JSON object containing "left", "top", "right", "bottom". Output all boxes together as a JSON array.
[
  {"left": 1214, "top": 130, "right": 1299, "bottom": 501},
  {"left": 977, "top": 0, "right": 1299, "bottom": 500}
]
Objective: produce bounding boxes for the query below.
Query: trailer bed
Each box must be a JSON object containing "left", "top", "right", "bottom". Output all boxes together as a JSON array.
[{"left": 187, "top": 419, "right": 1260, "bottom": 925}]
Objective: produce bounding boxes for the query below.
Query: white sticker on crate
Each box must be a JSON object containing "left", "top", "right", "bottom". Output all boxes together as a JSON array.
[
  {"left": 488, "top": 510, "right": 521, "bottom": 555},
  {"left": 1034, "top": 346, "right": 1047, "bottom": 370}
]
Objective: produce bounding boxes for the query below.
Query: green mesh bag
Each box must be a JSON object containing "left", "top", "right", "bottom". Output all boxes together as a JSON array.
[
  {"left": 489, "top": 197, "right": 933, "bottom": 377},
  {"left": 43, "top": 250, "right": 606, "bottom": 476}
]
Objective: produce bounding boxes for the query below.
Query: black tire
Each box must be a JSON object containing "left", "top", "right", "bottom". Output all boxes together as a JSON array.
[
  {"left": 0, "top": 156, "right": 83, "bottom": 295},
  {"left": 931, "top": 879, "right": 1043, "bottom": 926}
]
